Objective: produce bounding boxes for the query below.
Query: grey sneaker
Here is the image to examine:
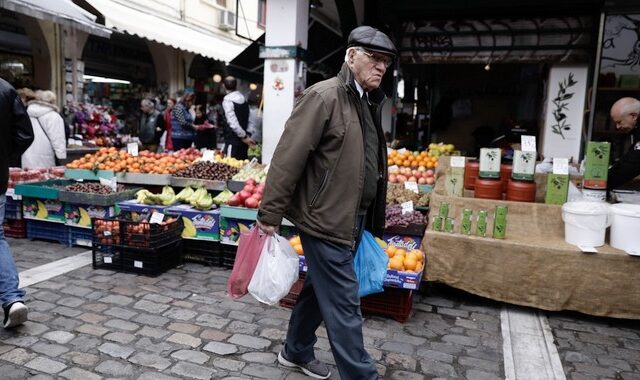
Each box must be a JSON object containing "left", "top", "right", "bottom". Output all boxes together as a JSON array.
[
  {"left": 278, "top": 350, "right": 331, "bottom": 379},
  {"left": 3, "top": 301, "right": 28, "bottom": 328}
]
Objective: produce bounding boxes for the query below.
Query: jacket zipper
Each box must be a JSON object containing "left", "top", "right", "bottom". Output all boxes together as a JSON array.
[
  {"left": 309, "top": 170, "right": 330, "bottom": 208},
  {"left": 351, "top": 91, "right": 365, "bottom": 251}
]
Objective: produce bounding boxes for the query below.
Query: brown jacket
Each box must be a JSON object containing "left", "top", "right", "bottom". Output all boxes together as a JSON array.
[{"left": 258, "top": 63, "right": 388, "bottom": 248}]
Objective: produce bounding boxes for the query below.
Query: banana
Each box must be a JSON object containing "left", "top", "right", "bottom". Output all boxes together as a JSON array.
[
  {"left": 175, "top": 186, "right": 194, "bottom": 203},
  {"left": 195, "top": 193, "right": 213, "bottom": 210},
  {"left": 154, "top": 186, "right": 176, "bottom": 206},
  {"left": 78, "top": 207, "right": 91, "bottom": 226},
  {"left": 188, "top": 187, "right": 207, "bottom": 206},
  {"left": 181, "top": 217, "right": 197, "bottom": 238},
  {"left": 36, "top": 200, "right": 48, "bottom": 219},
  {"left": 135, "top": 189, "right": 153, "bottom": 203}
]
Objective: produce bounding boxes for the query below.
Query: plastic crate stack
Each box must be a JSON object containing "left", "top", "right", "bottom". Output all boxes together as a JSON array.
[
  {"left": 92, "top": 215, "right": 183, "bottom": 276},
  {"left": 3, "top": 193, "right": 26, "bottom": 239}
]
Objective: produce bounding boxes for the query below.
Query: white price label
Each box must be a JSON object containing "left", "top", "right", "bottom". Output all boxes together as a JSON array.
[
  {"left": 386, "top": 147, "right": 393, "bottom": 155},
  {"left": 103, "top": 230, "right": 112, "bottom": 236},
  {"left": 578, "top": 245, "right": 598, "bottom": 253},
  {"left": 134, "top": 260, "right": 143, "bottom": 268},
  {"left": 553, "top": 158, "right": 569, "bottom": 175},
  {"left": 99, "top": 177, "right": 118, "bottom": 192},
  {"left": 401, "top": 201, "right": 414, "bottom": 215},
  {"left": 521, "top": 135, "right": 537, "bottom": 152},
  {"left": 67, "top": 138, "right": 76, "bottom": 146},
  {"left": 104, "top": 257, "right": 113, "bottom": 264},
  {"left": 388, "top": 165, "right": 399, "bottom": 173},
  {"left": 150, "top": 212, "right": 164, "bottom": 224},
  {"left": 450, "top": 156, "right": 466, "bottom": 168},
  {"left": 397, "top": 148, "right": 407, "bottom": 155},
  {"left": 127, "top": 143, "right": 139, "bottom": 157},
  {"left": 404, "top": 181, "right": 419, "bottom": 193},
  {"left": 202, "top": 150, "right": 215, "bottom": 162}
]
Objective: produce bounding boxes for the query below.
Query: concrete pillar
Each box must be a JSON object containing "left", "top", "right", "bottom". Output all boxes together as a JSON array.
[
  {"left": 261, "top": 0, "right": 309, "bottom": 163},
  {"left": 18, "top": 15, "right": 51, "bottom": 91}
]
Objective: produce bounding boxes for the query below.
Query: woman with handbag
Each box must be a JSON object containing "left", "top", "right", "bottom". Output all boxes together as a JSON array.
[{"left": 21, "top": 90, "right": 67, "bottom": 169}]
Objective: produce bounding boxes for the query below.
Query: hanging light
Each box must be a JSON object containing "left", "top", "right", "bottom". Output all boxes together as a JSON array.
[
  {"left": 212, "top": 74, "right": 222, "bottom": 83},
  {"left": 249, "top": 83, "right": 258, "bottom": 91}
]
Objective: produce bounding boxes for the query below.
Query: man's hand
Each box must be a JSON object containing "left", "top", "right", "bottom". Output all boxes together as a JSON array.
[
  {"left": 242, "top": 136, "right": 256, "bottom": 147},
  {"left": 256, "top": 220, "right": 277, "bottom": 235}
]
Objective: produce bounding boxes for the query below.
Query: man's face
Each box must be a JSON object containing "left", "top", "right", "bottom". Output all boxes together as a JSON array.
[
  {"left": 349, "top": 48, "right": 392, "bottom": 92},
  {"left": 140, "top": 102, "right": 151, "bottom": 114},
  {"left": 611, "top": 108, "right": 638, "bottom": 133}
]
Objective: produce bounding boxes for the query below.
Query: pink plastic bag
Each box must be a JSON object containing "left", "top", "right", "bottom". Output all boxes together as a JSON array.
[{"left": 227, "top": 227, "right": 268, "bottom": 299}]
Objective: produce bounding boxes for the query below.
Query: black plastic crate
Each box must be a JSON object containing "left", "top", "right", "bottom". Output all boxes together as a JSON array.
[
  {"left": 3, "top": 219, "right": 26, "bottom": 239},
  {"left": 5, "top": 197, "right": 22, "bottom": 220},
  {"left": 26, "top": 220, "right": 68, "bottom": 245},
  {"left": 92, "top": 214, "right": 182, "bottom": 249},
  {"left": 183, "top": 239, "right": 222, "bottom": 266},
  {"left": 93, "top": 244, "right": 123, "bottom": 271},
  {"left": 68, "top": 226, "right": 93, "bottom": 247},
  {"left": 361, "top": 287, "right": 413, "bottom": 323},
  {"left": 121, "top": 240, "right": 183, "bottom": 276},
  {"left": 221, "top": 244, "right": 237, "bottom": 269}
]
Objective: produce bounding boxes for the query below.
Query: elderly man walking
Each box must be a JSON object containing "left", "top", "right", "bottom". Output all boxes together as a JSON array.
[
  {"left": 608, "top": 97, "right": 640, "bottom": 190},
  {"left": 257, "top": 26, "right": 396, "bottom": 379}
]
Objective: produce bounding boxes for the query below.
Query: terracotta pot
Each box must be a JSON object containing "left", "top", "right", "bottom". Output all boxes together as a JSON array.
[
  {"left": 474, "top": 178, "right": 503, "bottom": 200},
  {"left": 464, "top": 160, "right": 479, "bottom": 190},
  {"left": 506, "top": 179, "right": 536, "bottom": 202},
  {"left": 500, "top": 164, "right": 512, "bottom": 193}
]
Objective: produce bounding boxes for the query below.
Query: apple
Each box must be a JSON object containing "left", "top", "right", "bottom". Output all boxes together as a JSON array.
[
  {"left": 408, "top": 176, "right": 417, "bottom": 183},
  {"left": 244, "top": 197, "right": 259, "bottom": 208},
  {"left": 418, "top": 177, "right": 427, "bottom": 184},
  {"left": 426, "top": 177, "right": 435, "bottom": 185},
  {"left": 238, "top": 190, "right": 252, "bottom": 202},
  {"left": 418, "top": 165, "right": 426, "bottom": 172},
  {"left": 252, "top": 192, "right": 263, "bottom": 201},
  {"left": 426, "top": 169, "right": 434, "bottom": 177},
  {"left": 243, "top": 184, "right": 256, "bottom": 194},
  {"left": 244, "top": 178, "right": 257, "bottom": 186},
  {"left": 227, "top": 194, "right": 241, "bottom": 206},
  {"left": 389, "top": 174, "right": 397, "bottom": 183}
]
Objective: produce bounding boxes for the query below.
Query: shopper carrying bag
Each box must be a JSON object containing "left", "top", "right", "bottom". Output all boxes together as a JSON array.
[
  {"left": 354, "top": 231, "right": 389, "bottom": 297},
  {"left": 248, "top": 233, "right": 299, "bottom": 305}
]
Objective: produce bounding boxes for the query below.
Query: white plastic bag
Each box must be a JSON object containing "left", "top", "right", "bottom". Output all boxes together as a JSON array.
[{"left": 248, "top": 234, "right": 299, "bottom": 305}]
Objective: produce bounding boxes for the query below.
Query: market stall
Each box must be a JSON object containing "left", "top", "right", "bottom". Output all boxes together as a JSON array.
[{"left": 424, "top": 158, "right": 640, "bottom": 320}]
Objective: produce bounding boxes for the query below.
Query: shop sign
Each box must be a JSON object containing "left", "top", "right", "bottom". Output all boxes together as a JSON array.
[{"left": 259, "top": 45, "right": 307, "bottom": 59}]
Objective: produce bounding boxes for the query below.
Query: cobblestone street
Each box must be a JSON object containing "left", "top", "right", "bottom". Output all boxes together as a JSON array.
[{"left": 1, "top": 240, "right": 639, "bottom": 379}]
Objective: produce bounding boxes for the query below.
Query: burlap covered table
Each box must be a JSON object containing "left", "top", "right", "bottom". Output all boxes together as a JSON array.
[{"left": 423, "top": 159, "right": 640, "bottom": 319}]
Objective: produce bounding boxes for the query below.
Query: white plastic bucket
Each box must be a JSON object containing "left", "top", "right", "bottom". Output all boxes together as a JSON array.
[
  {"left": 561, "top": 201, "right": 610, "bottom": 247},
  {"left": 609, "top": 203, "right": 640, "bottom": 254}
]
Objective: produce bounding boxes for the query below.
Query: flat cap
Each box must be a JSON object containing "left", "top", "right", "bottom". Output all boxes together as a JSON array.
[{"left": 347, "top": 26, "right": 397, "bottom": 56}]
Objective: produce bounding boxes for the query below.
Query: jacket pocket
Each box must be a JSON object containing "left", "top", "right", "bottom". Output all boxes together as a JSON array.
[{"left": 309, "top": 170, "right": 330, "bottom": 208}]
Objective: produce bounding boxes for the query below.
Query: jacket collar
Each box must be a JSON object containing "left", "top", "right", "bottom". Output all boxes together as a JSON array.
[{"left": 337, "top": 62, "right": 386, "bottom": 105}]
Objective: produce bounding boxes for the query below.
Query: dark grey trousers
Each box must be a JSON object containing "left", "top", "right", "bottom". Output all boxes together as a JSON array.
[{"left": 284, "top": 217, "right": 378, "bottom": 380}]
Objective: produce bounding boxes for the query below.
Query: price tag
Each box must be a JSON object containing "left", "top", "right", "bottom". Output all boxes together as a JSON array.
[
  {"left": 104, "top": 257, "right": 112, "bottom": 264},
  {"left": 450, "top": 156, "right": 466, "bottom": 168},
  {"left": 99, "top": 177, "right": 118, "bottom": 192},
  {"left": 202, "top": 150, "right": 215, "bottom": 162},
  {"left": 521, "top": 135, "right": 537, "bottom": 152},
  {"left": 103, "top": 230, "right": 112, "bottom": 236},
  {"left": 386, "top": 147, "right": 393, "bottom": 155},
  {"left": 401, "top": 201, "right": 414, "bottom": 215},
  {"left": 404, "top": 181, "right": 419, "bottom": 193},
  {"left": 553, "top": 158, "right": 569, "bottom": 175},
  {"left": 67, "top": 138, "right": 75, "bottom": 146},
  {"left": 127, "top": 143, "right": 139, "bottom": 157},
  {"left": 397, "top": 148, "right": 407, "bottom": 155},
  {"left": 134, "top": 260, "right": 143, "bottom": 268},
  {"left": 388, "top": 165, "right": 399, "bottom": 173},
  {"left": 150, "top": 212, "right": 164, "bottom": 224},
  {"left": 578, "top": 245, "right": 598, "bottom": 253}
]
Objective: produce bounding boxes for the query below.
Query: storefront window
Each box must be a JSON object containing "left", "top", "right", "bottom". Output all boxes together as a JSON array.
[{"left": 0, "top": 53, "right": 32, "bottom": 88}]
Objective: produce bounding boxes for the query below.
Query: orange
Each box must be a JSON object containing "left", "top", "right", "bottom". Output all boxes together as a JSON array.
[
  {"left": 293, "top": 244, "right": 303, "bottom": 255},
  {"left": 394, "top": 248, "right": 406, "bottom": 258},
  {"left": 389, "top": 258, "right": 404, "bottom": 271},
  {"left": 386, "top": 245, "right": 397, "bottom": 256},
  {"left": 403, "top": 257, "right": 418, "bottom": 271}
]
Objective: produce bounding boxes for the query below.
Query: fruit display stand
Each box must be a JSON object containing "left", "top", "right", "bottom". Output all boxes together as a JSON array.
[
  {"left": 64, "top": 169, "right": 116, "bottom": 181},
  {"left": 170, "top": 177, "right": 226, "bottom": 191},
  {"left": 15, "top": 181, "right": 72, "bottom": 238},
  {"left": 166, "top": 204, "right": 222, "bottom": 266},
  {"left": 424, "top": 160, "right": 640, "bottom": 320},
  {"left": 116, "top": 172, "right": 172, "bottom": 185}
]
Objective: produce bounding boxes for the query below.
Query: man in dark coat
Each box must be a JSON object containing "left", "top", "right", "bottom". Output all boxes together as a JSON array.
[
  {"left": 0, "top": 78, "right": 34, "bottom": 328},
  {"left": 608, "top": 97, "right": 640, "bottom": 190}
]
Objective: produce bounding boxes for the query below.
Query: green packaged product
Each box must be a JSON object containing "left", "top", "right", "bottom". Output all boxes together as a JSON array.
[
  {"left": 439, "top": 202, "right": 449, "bottom": 218},
  {"left": 493, "top": 205, "right": 508, "bottom": 239},
  {"left": 432, "top": 216, "right": 443, "bottom": 232},
  {"left": 461, "top": 208, "right": 473, "bottom": 235},
  {"left": 444, "top": 217, "right": 455, "bottom": 233},
  {"left": 476, "top": 210, "right": 488, "bottom": 237}
]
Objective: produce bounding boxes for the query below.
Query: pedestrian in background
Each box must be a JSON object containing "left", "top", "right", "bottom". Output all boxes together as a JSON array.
[
  {"left": 22, "top": 90, "right": 67, "bottom": 168},
  {"left": 194, "top": 104, "right": 216, "bottom": 149},
  {"left": 257, "top": 26, "right": 396, "bottom": 379},
  {"left": 0, "top": 78, "right": 34, "bottom": 328},
  {"left": 222, "top": 76, "right": 254, "bottom": 159},
  {"left": 161, "top": 97, "right": 175, "bottom": 151},
  {"left": 247, "top": 90, "right": 262, "bottom": 145},
  {"left": 138, "top": 97, "right": 165, "bottom": 152},
  {"left": 171, "top": 92, "right": 195, "bottom": 150},
  {"left": 608, "top": 97, "right": 640, "bottom": 190}
]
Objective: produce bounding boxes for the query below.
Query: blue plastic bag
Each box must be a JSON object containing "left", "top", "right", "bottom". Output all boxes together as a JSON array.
[{"left": 354, "top": 231, "right": 389, "bottom": 298}]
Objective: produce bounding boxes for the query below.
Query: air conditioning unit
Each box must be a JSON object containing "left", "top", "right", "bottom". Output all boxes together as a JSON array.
[{"left": 219, "top": 10, "right": 236, "bottom": 31}]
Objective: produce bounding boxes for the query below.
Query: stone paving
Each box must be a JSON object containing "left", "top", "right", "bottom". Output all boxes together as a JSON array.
[
  {"left": 9, "top": 238, "right": 86, "bottom": 271},
  {"left": 546, "top": 311, "right": 640, "bottom": 380}
]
